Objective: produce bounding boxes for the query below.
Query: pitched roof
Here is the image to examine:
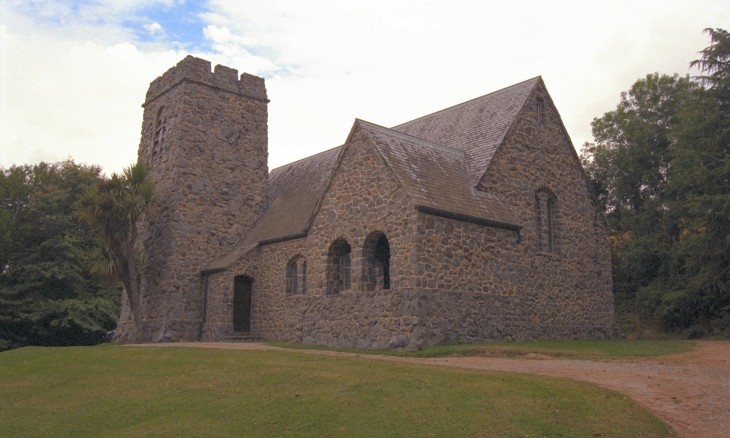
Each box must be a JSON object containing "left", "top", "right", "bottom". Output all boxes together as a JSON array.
[
  {"left": 204, "top": 78, "right": 537, "bottom": 272},
  {"left": 204, "top": 146, "right": 341, "bottom": 272},
  {"left": 392, "top": 77, "right": 540, "bottom": 185},
  {"left": 357, "top": 120, "right": 516, "bottom": 227}
]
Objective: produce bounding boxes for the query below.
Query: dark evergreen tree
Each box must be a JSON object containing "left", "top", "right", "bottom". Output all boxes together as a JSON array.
[
  {"left": 0, "top": 161, "right": 119, "bottom": 350},
  {"left": 581, "top": 29, "right": 730, "bottom": 336}
]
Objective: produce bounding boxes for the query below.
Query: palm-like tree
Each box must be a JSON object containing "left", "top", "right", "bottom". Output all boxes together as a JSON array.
[{"left": 77, "top": 162, "right": 153, "bottom": 342}]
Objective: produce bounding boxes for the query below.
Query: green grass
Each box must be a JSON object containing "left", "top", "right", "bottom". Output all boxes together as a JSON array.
[
  {"left": 0, "top": 345, "right": 674, "bottom": 437},
  {"left": 407, "top": 339, "right": 697, "bottom": 359},
  {"left": 269, "top": 339, "right": 696, "bottom": 360}
]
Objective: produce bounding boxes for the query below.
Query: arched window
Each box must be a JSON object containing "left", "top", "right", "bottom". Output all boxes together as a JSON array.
[
  {"left": 363, "top": 232, "right": 391, "bottom": 290},
  {"left": 152, "top": 106, "right": 167, "bottom": 161},
  {"left": 326, "top": 239, "right": 351, "bottom": 295},
  {"left": 286, "top": 255, "right": 306, "bottom": 295},
  {"left": 535, "top": 188, "right": 557, "bottom": 253}
]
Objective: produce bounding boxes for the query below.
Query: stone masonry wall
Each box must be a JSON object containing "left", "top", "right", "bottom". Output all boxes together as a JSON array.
[
  {"left": 202, "top": 99, "right": 615, "bottom": 349},
  {"left": 116, "top": 56, "right": 269, "bottom": 342},
  {"left": 204, "top": 126, "right": 433, "bottom": 349},
  {"left": 475, "top": 82, "right": 616, "bottom": 338}
]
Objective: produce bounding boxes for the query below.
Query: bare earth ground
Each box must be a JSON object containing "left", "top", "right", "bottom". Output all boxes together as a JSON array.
[{"left": 144, "top": 341, "right": 730, "bottom": 438}]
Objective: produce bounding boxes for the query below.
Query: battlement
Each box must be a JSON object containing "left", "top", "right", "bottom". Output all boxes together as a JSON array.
[{"left": 144, "top": 55, "right": 267, "bottom": 105}]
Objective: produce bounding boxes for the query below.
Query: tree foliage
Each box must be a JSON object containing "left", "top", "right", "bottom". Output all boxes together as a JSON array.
[
  {"left": 582, "top": 28, "right": 730, "bottom": 336},
  {"left": 0, "top": 161, "right": 119, "bottom": 350},
  {"left": 77, "top": 162, "right": 153, "bottom": 342}
]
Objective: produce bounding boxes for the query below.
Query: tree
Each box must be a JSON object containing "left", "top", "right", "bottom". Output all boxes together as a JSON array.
[
  {"left": 581, "top": 74, "right": 699, "bottom": 314},
  {"left": 581, "top": 29, "right": 730, "bottom": 336},
  {"left": 0, "top": 161, "right": 119, "bottom": 350},
  {"left": 663, "top": 28, "right": 730, "bottom": 332},
  {"left": 77, "top": 162, "right": 154, "bottom": 342}
]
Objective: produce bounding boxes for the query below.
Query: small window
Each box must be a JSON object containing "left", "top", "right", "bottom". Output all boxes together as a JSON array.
[
  {"left": 327, "top": 239, "right": 352, "bottom": 295},
  {"left": 286, "top": 255, "right": 307, "bottom": 295},
  {"left": 535, "top": 188, "right": 557, "bottom": 253},
  {"left": 536, "top": 98, "right": 543, "bottom": 125},
  {"left": 363, "top": 231, "right": 391, "bottom": 290},
  {"left": 546, "top": 197, "right": 555, "bottom": 252},
  {"left": 152, "top": 106, "right": 167, "bottom": 161}
]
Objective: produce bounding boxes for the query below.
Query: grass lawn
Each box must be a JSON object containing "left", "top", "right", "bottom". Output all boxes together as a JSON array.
[
  {"left": 269, "top": 339, "right": 696, "bottom": 360},
  {"left": 0, "top": 345, "right": 674, "bottom": 437},
  {"left": 407, "top": 339, "right": 697, "bottom": 359}
]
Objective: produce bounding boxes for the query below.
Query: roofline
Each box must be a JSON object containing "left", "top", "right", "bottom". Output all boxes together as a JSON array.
[
  {"left": 270, "top": 144, "right": 343, "bottom": 174},
  {"left": 392, "top": 76, "right": 542, "bottom": 129},
  {"left": 258, "top": 232, "right": 308, "bottom": 247},
  {"left": 356, "top": 118, "right": 468, "bottom": 157},
  {"left": 416, "top": 205, "right": 522, "bottom": 232}
]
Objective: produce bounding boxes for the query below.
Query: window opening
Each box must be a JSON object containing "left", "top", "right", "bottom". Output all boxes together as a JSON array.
[
  {"left": 286, "top": 256, "right": 307, "bottom": 295},
  {"left": 363, "top": 232, "right": 391, "bottom": 290},
  {"left": 535, "top": 188, "right": 557, "bottom": 253},
  {"left": 327, "top": 239, "right": 352, "bottom": 295}
]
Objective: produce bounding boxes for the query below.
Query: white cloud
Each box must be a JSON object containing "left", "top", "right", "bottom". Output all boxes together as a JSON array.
[
  {"left": 144, "top": 21, "right": 163, "bottom": 35},
  {"left": 0, "top": 3, "right": 185, "bottom": 174},
  {"left": 1, "top": 0, "right": 729, "bottom": 174}
]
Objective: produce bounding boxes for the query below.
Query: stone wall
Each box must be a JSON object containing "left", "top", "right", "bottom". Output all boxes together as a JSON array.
[
  {"left": 116, "top": 56, "right": 269, "bottom": 342},
  {"left": 476, "top": 82, "right": 616, "bottom": 338},
  {"left": 204, "top": 126, "right": 432, "bottom": 348},
  {"left": 201, "top": 94, "right": 615, "bottom": 348}
]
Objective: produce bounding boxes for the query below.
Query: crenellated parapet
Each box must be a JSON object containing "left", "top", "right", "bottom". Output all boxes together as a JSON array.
[{"left": 144, "top": 55, "right": 268, "bottom": 106}]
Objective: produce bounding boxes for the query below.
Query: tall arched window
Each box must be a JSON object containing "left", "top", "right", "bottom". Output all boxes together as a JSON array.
[
  {"left": 152, "top": 106, "right": 167, "bottom": 162},
  {"left": 535, "top": 188, "right": 557, "bottom": 253},
  {"left": 363, "top": 231, "right": 391, "bottom": 290},
  {"left": 286, "top": 255, "right": 306, "bottom": 295},
  {"left": 326, "top": 239, "right": 351, "bottom": 295}
]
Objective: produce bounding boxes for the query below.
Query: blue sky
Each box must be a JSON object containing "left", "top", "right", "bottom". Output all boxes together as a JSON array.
[
  {"left": 124, "top": 2, "right": 210, "bottom": 50},
  {"left": 1, "top": 0, "right": 729, "bottom": 174}
]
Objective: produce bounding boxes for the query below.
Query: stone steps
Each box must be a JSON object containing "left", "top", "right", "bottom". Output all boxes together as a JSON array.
[{"left": 223, "top": 332, "right": 262, "bottom": 343}]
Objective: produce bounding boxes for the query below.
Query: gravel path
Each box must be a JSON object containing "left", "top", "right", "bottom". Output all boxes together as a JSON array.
[{"left": 144, "top": 341, "right": 730, "bottom": 437}]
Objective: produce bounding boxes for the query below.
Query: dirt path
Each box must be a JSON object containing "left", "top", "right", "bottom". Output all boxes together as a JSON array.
[{"left": 147, "top": 341, "right": 730, "bottom": 437}]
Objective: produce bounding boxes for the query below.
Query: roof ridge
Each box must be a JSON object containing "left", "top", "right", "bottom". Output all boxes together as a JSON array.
[
  {"left": 392, "top": 76, "right": 541, "bottom": 129},
  {"left": 356, "top": 119, "right": 468, "bottom": 158},
  {"left": 270, "top": 144, "right": 343, "bottom": 173}
]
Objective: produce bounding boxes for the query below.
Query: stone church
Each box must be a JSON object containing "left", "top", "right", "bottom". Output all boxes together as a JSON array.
[{"left": 115, "top": 55, "right": 616, "bottom": 349}]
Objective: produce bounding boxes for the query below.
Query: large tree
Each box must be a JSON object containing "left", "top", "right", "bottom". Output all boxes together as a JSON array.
[
  {"left": 0, "top": 161, "right": 119, "bottom": 350},
  {"left": 77, "top": 162, "right": 153, "bottom": 342},
  {"left": 581, "top": 29, "right": 730, "bottom": 335}
]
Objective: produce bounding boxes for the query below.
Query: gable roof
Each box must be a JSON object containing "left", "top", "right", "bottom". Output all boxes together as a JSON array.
[
  {"left": 357, "top": 120, "right": 516, "bottom": 228},
  {"left": 392, "top": 77, "right": 540, "bottom": 185},
  {"left": 204, "top": 78, "right": 538, "bottom": 272}
]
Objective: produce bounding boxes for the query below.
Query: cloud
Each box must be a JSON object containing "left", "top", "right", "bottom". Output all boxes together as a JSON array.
[
  {"left": 144, "top": 21, "right": 163, "bottom": 35},
  {"left": 1, "top": 0, "right": 729, "bottom": 174}
]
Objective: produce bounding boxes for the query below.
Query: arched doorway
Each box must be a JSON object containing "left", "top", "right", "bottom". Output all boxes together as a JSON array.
[{"left": 233, "top": 275, "right": 253, "bottom": 332}]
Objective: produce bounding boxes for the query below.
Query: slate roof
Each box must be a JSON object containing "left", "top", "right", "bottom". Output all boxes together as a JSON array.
[
  {"left": 393, "top": 77, "right": 540, "bottom": 185},
  {"left": 358, "top": 120, "right": 516, "bottom": 227},
  {"left": 204, "top": 146, "right": 341, "bottom": 272},
  {"left": 204, "top": 78, "right": 538, "bottom": 272}
]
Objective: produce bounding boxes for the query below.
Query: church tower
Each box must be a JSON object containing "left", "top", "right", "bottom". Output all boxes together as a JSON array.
[{"left": 118, "top": 56, "right": 269, "bottom": 342}]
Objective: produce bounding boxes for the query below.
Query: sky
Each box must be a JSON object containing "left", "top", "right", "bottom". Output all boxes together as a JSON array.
[{"left": 1, "top": 0, "right": 728, "bottom": 175}]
